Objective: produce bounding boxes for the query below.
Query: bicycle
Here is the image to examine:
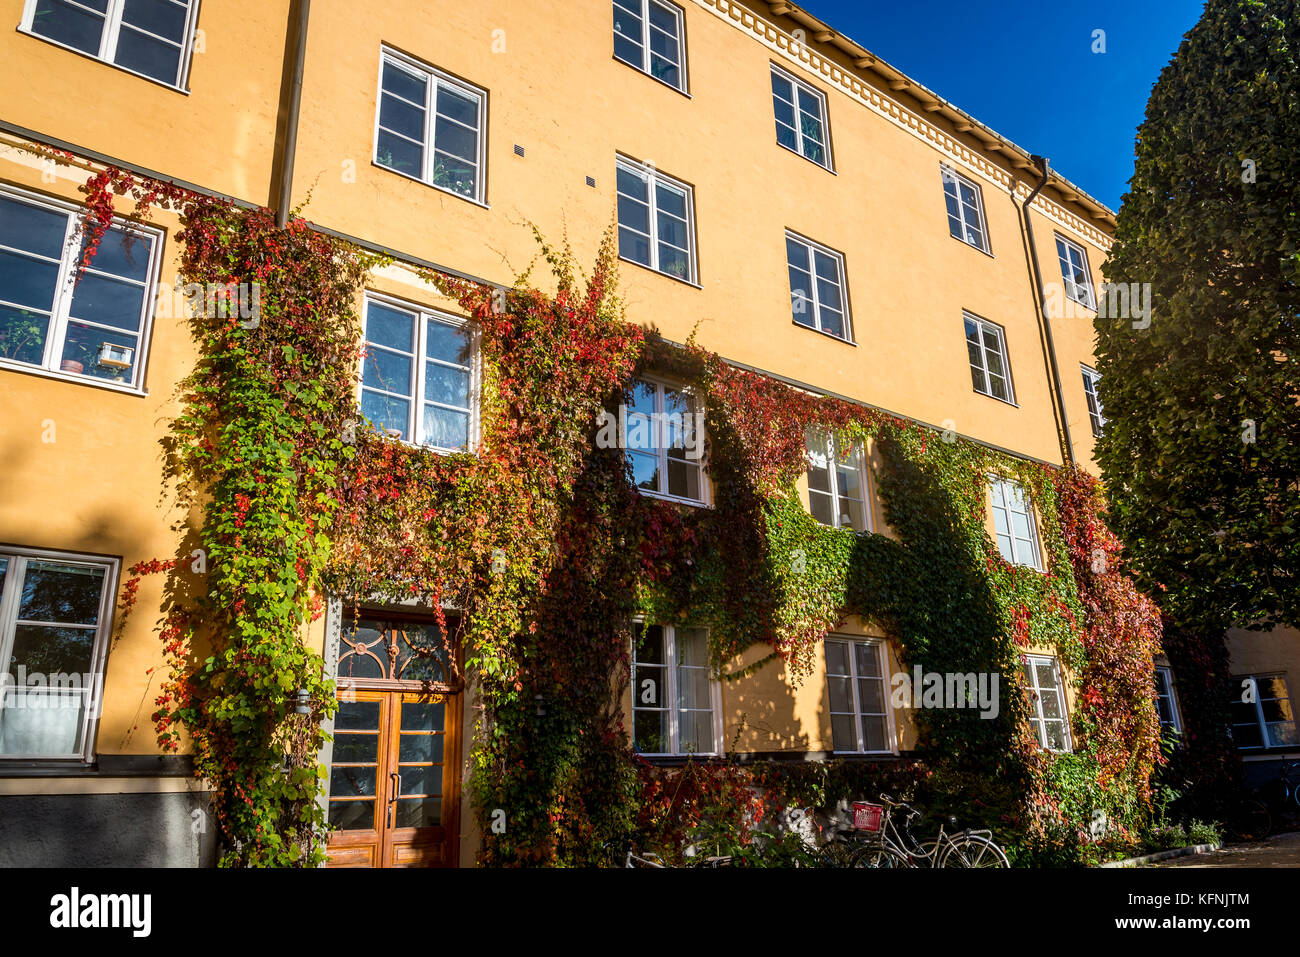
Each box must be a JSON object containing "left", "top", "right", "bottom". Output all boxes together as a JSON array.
[{"left": 846, "top": 794, "right": 1009, "bottom": 868}]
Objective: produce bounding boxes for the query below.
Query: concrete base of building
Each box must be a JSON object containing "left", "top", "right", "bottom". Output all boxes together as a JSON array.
[{"left": 0, "top": 789, "right": 217, "bottom": 867}]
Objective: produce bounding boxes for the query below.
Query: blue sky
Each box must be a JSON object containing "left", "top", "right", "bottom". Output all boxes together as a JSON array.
[{"left": 797, "top": 0, "right": 1207, "bottom": 210}]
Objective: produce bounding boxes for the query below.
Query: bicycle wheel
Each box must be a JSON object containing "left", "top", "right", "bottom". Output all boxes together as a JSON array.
[
  {"left": 851, "top": 844, "right": 911, "bottom": 868},
  {"left": 938, "top": 835, "right": 1009, "bottom": 868},
  {"left": 815, "top": 837, "right": 860, "bottom": 868}
]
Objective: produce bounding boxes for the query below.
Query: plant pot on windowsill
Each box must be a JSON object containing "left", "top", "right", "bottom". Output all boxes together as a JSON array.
[{"left": 59, "top": 360, "right": 84, "bottom": 375}]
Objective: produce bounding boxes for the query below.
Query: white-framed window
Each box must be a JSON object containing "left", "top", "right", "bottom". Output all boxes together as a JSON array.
[
  {"left": 632, "top": 622, "right": 721, "bottom": 757},
  {"left": 964, "top": 312, "right": 1014, "bottom": 403},
  {"left": 623, "top": 375, "right": 707, "bottom": 504},
  {"left": 615, "top": 157, "right": 696, "bottom": 283},
  {"left": 374, "top": 47, "right": 487, "bottom": 204},
  {"left": 1022, "top": 654, "right": 1071, "bottom": 752},
  {"left": 941, "top": 165, "right": 989, "bottom": 253},
  {"left": 989, "top": 477, "right": 1042, "bottom": 570},
  {"left": 770, "top": 63, "right": 831, "bottom": 169},
  {"left": 0, "top": 186, "right": 161, "bottom": 392},
  {"left": 612, "top": 0, "right": 687, "bottom": 92},
  {"left": 1055, "top": 234, "right": 1095, "bottom": 309},
  {"left": 805, "top": 431, "right": 870, "bottom": 532},
  {"left": 1229, "top": 674, "right": 1298, "bottom": 750},
  {"left": 1154, "top": 666, "right": 1181, "bottom": 734},
  {"left": 0, "top": 546, "right": 118, "bottom": 763},
  {"left": 1081, "top": 365, "right": 1106, "bottom": 438},
  {"left": 786, "top": 231, "right": 851, "bottom": 341},
  {"left": 359, "top": 294, "right": 478, "bottom": 453},
  {"left": 825, "top": 637, "right": 893, "bottom": 754},
  {"left": 21, "top": 0, "right": 201, "bottom": 89}
]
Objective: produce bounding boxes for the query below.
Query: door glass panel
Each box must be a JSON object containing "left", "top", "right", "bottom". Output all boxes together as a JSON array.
[
  {"left": 395, "top": 797, "right": 441, "bottom": 828},
  {"left": 334, "top": 700, "right": 380, "bottom": 730},
  {"left": 399, "top": 732, "right": 443, "bottom": 764},
  {"left": 332, "top": 732, "right": 379, "bottom": 763},
  {"left": 327, "top": 799, "right": 375, "bottom": 831},
  {"left": 398, "top": 764, "right": 440, "bottom": 796},
  {"left": 401, "top": 700, "right": 444, "bottom": 732},
  {"left": 330, "top": 766, "right": 377, "bottom": 797}
]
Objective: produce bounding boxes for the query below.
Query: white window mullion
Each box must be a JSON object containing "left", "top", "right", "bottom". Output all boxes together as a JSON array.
[
  {"left": 422, "top": 73, "right": 436, "bottom": 186},
  {"left": 411, "top": 316, "right": 427, "bottom": 444},
  {"left": 0, "top": 555, "right": 26, "bottom": 680},
  {"left": 101, "top": 0, "right": 126, "bottom": 61},
  {"left": 42, "top": 213, "right": 82, "bottom": 372},
  {"left": 665, "top": 625, "right": 678, "bottom": 755}
]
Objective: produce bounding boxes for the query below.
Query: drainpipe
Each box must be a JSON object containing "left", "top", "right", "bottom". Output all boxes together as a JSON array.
[
  {"left": 276, "top": 0, "right": 311, "bottom": 228},
  {"left": 1020, "top": 154, "right": 1075, "bottom": 468}
]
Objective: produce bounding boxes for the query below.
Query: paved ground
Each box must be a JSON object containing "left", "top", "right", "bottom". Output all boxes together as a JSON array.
[{"left": 1152, "top": 830, "right": 1300, "bottom": 868}]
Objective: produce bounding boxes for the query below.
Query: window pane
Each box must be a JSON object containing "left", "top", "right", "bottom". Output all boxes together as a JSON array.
[
  {"left": 363, "top": 346, "right": 413, "bottom": 396},
  {"left": 647, "top": 1, "right": 677, "bottom": 34},
  {"left": 18, "top": 561, "right": 104, "bottom": 624},
  {"left": 59, "top": 322, "right": 139, "bottom": 382},
  {"left": 66, "top": 273, "right": 145, "bottom": 332},
  {"left": 395, "top": 797, "right": 441, "bottom": 828},
  {"left": 854, "top": 642, "right": 881, "bottom": 678},
  {"left": 120, "top": 0, "right": 188, "bottom": 41},
  {"left": 436, "top": 85, "right": 479, "bottom": 127},
  {"left": 434, "top": 116, "right": 477, "bottom": 163},
  {"left": 618, "top": 227, "right": 651, "bottom": 266},
  {"left": 425, "top": 319, "right": 469, "bottom": 365},
  {"left": 824, "top": 640, "right": 848, "bottom": 676},
  {"left": 114, "top": 26, "right": 182, "bottom": 83},
  {"left": 0, "top": 306, "right": 51, "bottom": 365},
  {"left": 830, "top": 714, "right": 856, "bottom": 751},
  {"left": 617, "top": 165, "right": 650, "bottom": 203},
  {"left": 0, "top": 196, "right": 70, "bottom": 260},
  {"left": 627, "top": 450, "right": 659, "bottom": 490},
  {"left": 809, "top": 490, "right": 835, "bottom": 526},
  {"left": 861, "top": 715, "right": 888, "bottom": 752},
  {"left": 431, "top": 152, "right": 476, "bottom": 197},
  {"left": 0, "top": 684, "right": 87, "bottom": 755},
  {"left": 678, "top": 709, "right": 714, "bottom": 754},
  {"left": 634, "top": 709, "right": 667, "bottom": 753},
  {"left": 657, "top": 244, "right": 688, "bottom": 280},
  {"left": 1034, "top": 661, "right": 1058, "bottom": 690},
  {"left": 666, "top": 458, "right": 700, "bottom": 500},
  {"left": 617, "top": 194, "right": 650, "bottom": 235},
  {"left": 10, "top": 620, "right": 96, "bottom": 678},
  {"left": 360, "top": 390, "right": 410, "bottom": 440},
  {"left": 0, "top": 251, "right": 60, "bottom": 312},
  {"left": 376, "top": 129, "right": 423, "bottom": 176},
  {"left": 827, "top": 675, "right": 853, "bottom": 713},
  {"left": 612, "top": 2, "right": 642, "bottom": 42},
  {"left": 422, "top": 405, "right": 469, "bottom": 450},
  {"left": 819, "top": 308, "right": 845, "bottom": 339},
  {"left": 635, "top": 623, "right": 666, "bottom": 664},
  {"left": 676, "top": 627, "right": 708, "bottom": 666},
  {"left": 649, "top": 27, "right": 677, "bottom": 61},
  {"left": 366, "top": 303, "right": 415, "bottom": 352},
  {"left": 80, "top": 227, "right": 152, "bottom": 282},
  {"left": 656, "top": 211, "right": 689, "bottom": 250},
  {"left": 31, "top": 0, "right": 106, "bottom": 54},
  {"left": 425, "top": 362, "right": 470, "bottom": 409},
  {"left": 771, "top": 71, "right": 793, "bottom": 101},
  {"left": 379, "top": 94, "right": 425, "bottom": 141},
  {"left": 383, "top": 60, "right": 427, "bottom": 104},
  {"left": 330, "top": 766, "right": 377, "bottom": 797},
  {"left": 858, "top": 678, "right": 884, "bottom": 714}
]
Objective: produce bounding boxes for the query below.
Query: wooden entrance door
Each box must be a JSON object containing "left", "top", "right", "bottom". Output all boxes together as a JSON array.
[{"left": 325, "top": 689, "right": 459, "bottom": 867}]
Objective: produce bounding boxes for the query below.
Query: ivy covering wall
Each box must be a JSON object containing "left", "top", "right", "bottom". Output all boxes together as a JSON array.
[{"left": 58, "top": 156, "right": 1166, "bottom": 867}]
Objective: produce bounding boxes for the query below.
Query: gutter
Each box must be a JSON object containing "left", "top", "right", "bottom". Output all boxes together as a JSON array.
[
  {"left": 275, "top": 0, "right": 311, "bottom": 228},
  {"left": 1021, "top": 154, "right": 1075, "bottom": 468}
]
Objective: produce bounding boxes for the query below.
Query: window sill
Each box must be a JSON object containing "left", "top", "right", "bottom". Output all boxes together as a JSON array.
[
  {"left": 618, "top": 255, "right": 701, "bottom": 289},
  {"left": 972, "top": 388, "right": 1019, "bottom": 409},
  {"left": 792, "top": 319, "right": 856, "bottom": 345},
  {"left": 17, "top": 28, "right": 192, "bottom": 94},
  {"left": 636, "top": 487, "right": 709, "bottom": 508},
  {"left": 612, "top": 53, "right": 691, "bottom": 99},
  {"left": 831, "top": 750, "right": 899, "bottom": 758},
  {"left": 371, "top": 161, "right": 490, "bottom": 209},
  {"left": 949, "top": 232, "right": 994, "bottom": 259},
  {"left": 0, "top": 358, "right": 147, "bottom": 396},
  {"left": 775, "top": 139, "right": 835, "bottom": 174}
]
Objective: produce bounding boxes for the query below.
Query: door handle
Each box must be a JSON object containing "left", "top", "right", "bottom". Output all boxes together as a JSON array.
[{"left": 387, "top": 771, "right": 401, "bottom": 829}]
